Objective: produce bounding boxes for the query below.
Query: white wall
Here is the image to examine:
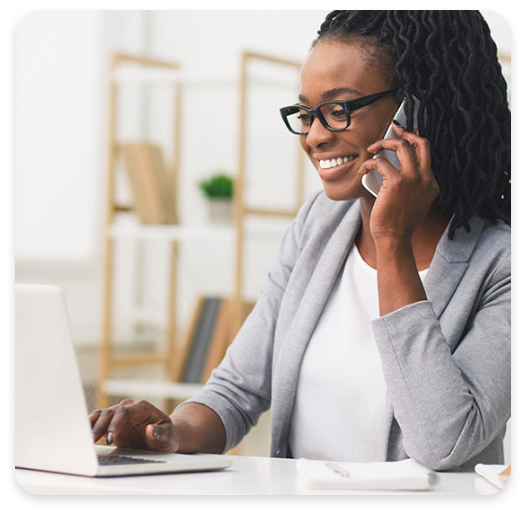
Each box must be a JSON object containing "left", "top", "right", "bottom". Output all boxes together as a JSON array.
[
  {"left": 14, "top": 10, "right": 512, "bottom": 349},
  {"left": 14, "top": 11, "right": 104, "bottom": 263}
]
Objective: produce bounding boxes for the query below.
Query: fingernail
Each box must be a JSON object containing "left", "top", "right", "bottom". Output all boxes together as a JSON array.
[
  {"left": 392, "top": 119, "right": 401, "bottom": 126},
  {"left": 106, "top": 432, "right": 114, "bottom": 445}
]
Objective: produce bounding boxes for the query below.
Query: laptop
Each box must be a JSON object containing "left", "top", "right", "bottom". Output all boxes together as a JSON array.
[{"left": 15, "top": 283, "right": 232, "bottom": 477}]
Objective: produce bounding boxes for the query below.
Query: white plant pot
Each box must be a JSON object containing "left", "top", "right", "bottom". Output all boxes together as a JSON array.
[{"left": 207, "top": 198, "right": 234, "bottom": 225}]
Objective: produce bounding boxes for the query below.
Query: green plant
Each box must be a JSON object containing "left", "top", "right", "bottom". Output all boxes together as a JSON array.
[{"left": 198, "top": 173, "right": 234, "bottom": 199}]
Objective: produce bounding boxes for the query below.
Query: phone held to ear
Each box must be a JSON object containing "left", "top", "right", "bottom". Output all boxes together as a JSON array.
[{"left": 361, "top": 97, "right": 420, "bottom": 197}]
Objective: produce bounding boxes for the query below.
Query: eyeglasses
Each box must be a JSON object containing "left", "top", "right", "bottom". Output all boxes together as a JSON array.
[{"left": 280, "top": 89, "right": 397, "bottom": 135}]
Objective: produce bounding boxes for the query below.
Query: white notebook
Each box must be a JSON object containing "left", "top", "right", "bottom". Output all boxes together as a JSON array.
[{"left": 297, "top": 458, "right": 439, "bottom": 491}]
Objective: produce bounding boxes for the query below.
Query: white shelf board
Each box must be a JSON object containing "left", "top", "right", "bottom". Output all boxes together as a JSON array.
[
  {"left": 111, "top": 68, "right": 230, "bottom": 86},
  {"left": 108, "top": 219, "right": 290, "bottom": 242},
  {"left": 111, "top": 69, "right": 297, "bottom": 89},
  {"left": 108, "top": 223, "right": 234, "bottom": 242}
]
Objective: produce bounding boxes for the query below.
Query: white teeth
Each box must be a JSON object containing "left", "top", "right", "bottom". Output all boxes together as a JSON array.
[{"left": 319, "top": 155, "right": 356, "bottom": 169}]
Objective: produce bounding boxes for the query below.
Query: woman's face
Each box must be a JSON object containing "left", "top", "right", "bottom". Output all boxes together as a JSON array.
[{"left": 299, "top": 40, "right": 400, "bottom": 200}]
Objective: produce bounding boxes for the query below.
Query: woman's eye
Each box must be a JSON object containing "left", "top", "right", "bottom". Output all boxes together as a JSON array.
[
  {"left": 297, "top": 113, "right": 311, "bottom": 125},
  {"left": 330, "top": 108, "right": 347, "bottom": 119}
]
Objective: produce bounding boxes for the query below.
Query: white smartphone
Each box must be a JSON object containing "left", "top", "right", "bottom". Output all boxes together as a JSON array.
[{"left": 361, "top": 97, "right": 420, "bottom": 197}]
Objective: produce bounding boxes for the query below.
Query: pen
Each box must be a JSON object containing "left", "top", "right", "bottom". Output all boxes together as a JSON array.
[{"left": 325, "top": 462, "right": 350, "bottom": 478}]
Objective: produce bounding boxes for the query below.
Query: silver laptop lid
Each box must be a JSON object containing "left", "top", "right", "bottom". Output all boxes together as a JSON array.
[{"left": 15, "top": 284, "right": 99, "bottom": 476}]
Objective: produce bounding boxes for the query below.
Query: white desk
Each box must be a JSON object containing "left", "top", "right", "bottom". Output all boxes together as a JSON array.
[{"left": 15, "top": 455, "right": 500, "bottom": 495}]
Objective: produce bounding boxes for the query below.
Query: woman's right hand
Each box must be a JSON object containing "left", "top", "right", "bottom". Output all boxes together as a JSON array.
[{"left": 89, "top": 399, "right": 179, "bottom": 453}]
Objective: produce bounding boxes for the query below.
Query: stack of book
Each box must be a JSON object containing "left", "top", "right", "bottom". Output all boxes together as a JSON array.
[{"left": 175, "top": 297, "right": 255, "bottom": 383}]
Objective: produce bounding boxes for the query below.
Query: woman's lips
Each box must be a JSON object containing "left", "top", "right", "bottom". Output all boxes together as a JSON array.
[{"left": 317, "top": 154, "right": 359, "bottom": 180}]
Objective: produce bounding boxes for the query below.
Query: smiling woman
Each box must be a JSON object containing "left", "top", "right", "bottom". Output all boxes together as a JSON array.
[{"left": 90, "top": 11, "right": 510, "bottom": 473}]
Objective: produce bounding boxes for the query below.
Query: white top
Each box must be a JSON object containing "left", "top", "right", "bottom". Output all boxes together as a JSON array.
[{"left": 289, "top": 244, "right": 427, "bottom": 462}]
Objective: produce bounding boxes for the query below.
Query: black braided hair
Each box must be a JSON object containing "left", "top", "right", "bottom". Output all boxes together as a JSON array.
[{"left": 315, "top": 10, "right": 511, "bottom": 238}]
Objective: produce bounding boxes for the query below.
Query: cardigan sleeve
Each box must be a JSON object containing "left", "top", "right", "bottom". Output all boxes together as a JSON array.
[{"left": 371, "top": 251, "right": 511, "bottom": 471}]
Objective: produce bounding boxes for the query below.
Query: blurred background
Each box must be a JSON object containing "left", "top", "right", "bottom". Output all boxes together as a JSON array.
[{"left": 14, "top": 10, "right": 511, "bottom": 456}]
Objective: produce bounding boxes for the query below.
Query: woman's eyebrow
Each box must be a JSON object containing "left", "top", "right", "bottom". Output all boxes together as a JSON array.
[
  {"left": 321, "top": 87, "right": 364, "bottom": 100},
  {"left": 298, "top": 87, "right": 364, "bottom": 104}
]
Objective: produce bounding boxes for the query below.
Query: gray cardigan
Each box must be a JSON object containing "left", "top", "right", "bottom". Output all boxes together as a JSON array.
[{"left": 188, "top": 192, "right": 511, "bottom": 471}]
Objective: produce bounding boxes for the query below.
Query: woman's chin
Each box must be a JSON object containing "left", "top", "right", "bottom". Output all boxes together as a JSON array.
[{"left": 321, "top": 181, "right": 365, "bottom": 201}]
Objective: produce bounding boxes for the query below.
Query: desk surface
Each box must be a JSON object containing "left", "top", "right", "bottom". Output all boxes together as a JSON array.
[{"left": 15, "top": 455, "right": 500, "bottom": 496}]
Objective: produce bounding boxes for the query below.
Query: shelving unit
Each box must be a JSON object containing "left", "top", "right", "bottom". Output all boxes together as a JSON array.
[{"left": 96, "top": 50, "right": 305, "bottom": 410}]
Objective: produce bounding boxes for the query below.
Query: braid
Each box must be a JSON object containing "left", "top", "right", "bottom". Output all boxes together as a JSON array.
[{"left": 315, "top": 11, "right": 511, "bottom": 238}]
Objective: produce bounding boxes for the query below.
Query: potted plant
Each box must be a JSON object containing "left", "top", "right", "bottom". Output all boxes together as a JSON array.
[{"left": 198, "top": 173, "right": 235, "bottom": 225}]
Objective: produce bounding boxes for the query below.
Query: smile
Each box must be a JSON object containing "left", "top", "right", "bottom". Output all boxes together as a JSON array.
[{"left": 319, "top": 155, "right": 358, "bottom": 169}]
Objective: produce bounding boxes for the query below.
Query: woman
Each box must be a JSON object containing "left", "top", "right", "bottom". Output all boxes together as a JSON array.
[{"left": 90, "top": 11, "right": 510, "bottom": 471}]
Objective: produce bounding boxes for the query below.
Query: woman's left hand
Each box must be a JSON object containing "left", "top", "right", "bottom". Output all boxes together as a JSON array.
[{"left": 359, "top": 122, "right": 439, "bottom": 243}]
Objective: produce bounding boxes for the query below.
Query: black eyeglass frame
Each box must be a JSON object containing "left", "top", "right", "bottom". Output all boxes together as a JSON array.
[{"left": 280, "top": 89, "right": 398, "bottom": 135}]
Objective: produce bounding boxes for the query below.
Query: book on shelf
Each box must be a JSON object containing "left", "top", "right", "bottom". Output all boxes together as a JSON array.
[
  {"left": 176, "top": 297, "right": 255, "bottom": 384},
  {"left": 122, "top": 141, "right": 177, "bottom": 224}
]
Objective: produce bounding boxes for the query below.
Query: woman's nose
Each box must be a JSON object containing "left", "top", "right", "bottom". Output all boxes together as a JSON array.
[{"left": 305, "top": 116, "right": 334, "bottom": 149}]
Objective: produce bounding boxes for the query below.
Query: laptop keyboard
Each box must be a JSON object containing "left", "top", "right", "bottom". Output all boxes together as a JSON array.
[{"left": 98, "top": 455, "right": 168, "bottom": 466}]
